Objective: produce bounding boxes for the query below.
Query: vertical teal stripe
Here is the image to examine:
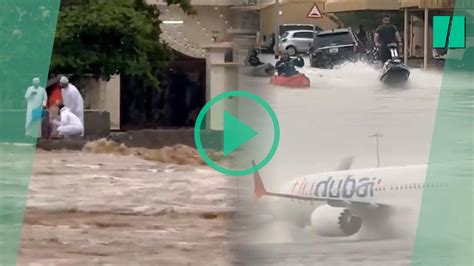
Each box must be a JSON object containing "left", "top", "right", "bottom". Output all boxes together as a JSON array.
[
  {"left": 0, "top": 1, "right": 60, "bottom": 264},
  {"left": 449, "top": 16, "right": 466, "bottom": 48},
  {"left": 433, "top": 16, "right": 451, "bottom": 48},
  {"left": 411, "top": 1, "right": 473, "bottom": 266}
]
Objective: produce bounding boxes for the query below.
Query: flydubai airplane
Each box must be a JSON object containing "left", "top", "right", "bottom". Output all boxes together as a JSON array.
[{"left": 251, "top": 158, "right": 449, "bottom": 239}]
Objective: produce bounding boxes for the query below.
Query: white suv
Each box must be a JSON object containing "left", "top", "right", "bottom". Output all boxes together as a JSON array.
[{"left": 279, "top": 30, "right": 316, "bottom": 56}]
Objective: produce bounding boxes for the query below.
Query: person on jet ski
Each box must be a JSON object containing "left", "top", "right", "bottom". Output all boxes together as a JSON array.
[
  {"left": 248, "top": 49, "right": 264, "bottom": 67},
  {"left": 275, "top": 51, "right": 304, "bottom": 77},
  {"left": 374, "top": 15, "right": 403, "bottom": 63}
]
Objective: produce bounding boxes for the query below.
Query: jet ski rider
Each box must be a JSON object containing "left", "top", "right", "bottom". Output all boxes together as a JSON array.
[
  {"left": 248, "top": 49, "right": 264, "bottom": 67},
  {"left": 275, "top": 51, "right": 304, "bottom": 77},
  {"left": 374, "top": 15, "right": 403, "bottom": 63}
]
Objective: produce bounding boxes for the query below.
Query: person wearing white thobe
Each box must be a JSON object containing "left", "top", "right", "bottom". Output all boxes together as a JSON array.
[
  {"left": 52, "top": 105, "right": 84, "bottom": 138},
  {"left": 59, "top": 76, "right": 84, "bottom": 135},
  {"left": 25, "top": 77, "right": 47, "bottom": 138}
]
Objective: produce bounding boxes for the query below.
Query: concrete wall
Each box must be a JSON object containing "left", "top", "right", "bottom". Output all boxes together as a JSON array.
[
  {"left": 37, "top": 129, "right": 224, "bottom": 151},
  {"left": 84, "top": 110, "right": 111, "bottom": 137},
  {"left": 0, "top": 110, "right": 110, "bottom": 142},
  {"left": 77, "top": 76, "right": 121, "bottom": 130}
]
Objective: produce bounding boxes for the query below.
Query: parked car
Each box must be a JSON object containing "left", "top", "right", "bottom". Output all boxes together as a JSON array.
[
  {"left": 260, "top": 24, "right": 322, "bottom": 53},
  {"left": 279, "top": 30, "right": 316, "bottom": 56},
  {"left": 309, "top": 28, "right": 359, "bottom": 68},
  {"left": 279, "top": 24, "right": 322, "bottom": 36}
]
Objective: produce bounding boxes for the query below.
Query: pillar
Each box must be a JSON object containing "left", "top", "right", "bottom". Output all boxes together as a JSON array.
[
  {"left": 404, "top": 8, "right": 409, "bottom": 65},
  {"left": 203, "top": 43, "right": 239, "bottom": 130},
  {"left": 424, "top": 8, "right": 429, "bottom": 70},
  {"left": 274, "top": 0, "right": 280, "bottom": 57}
]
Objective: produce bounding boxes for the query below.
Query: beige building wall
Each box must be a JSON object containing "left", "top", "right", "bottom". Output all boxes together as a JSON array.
[
  {"left": 149, "top": 1, "right": 258, "bottom": 58},
  {"left": 157, "top": 5, "right": 232, "bottom": 58},
  {"left": 260, "top": 1, "right": 340, "bottom": 35},
  {"left": 83, "top": 76, "right": 121, "bottom": 130}
]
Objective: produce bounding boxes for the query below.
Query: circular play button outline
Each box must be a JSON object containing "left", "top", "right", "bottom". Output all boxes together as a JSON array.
[{"left": 194, "top": 90, "right": 280, "bottom": 176}]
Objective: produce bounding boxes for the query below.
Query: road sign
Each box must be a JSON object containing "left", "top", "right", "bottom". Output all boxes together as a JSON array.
[{"left": 307, "top": 4, "right": 322, "bottom": 19}]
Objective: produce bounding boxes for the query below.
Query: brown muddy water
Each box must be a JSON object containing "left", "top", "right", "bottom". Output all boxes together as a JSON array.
[{"left": 18, "top": 149, "right": 236, "bottom": 265}]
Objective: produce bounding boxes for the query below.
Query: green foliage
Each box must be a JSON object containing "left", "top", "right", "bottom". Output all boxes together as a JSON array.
[
  {"left": 0, "top": 0, "right": 60, "bottom": 109},
  {"left": 50, "top": 0, "right": 194, "bottom": 86}
]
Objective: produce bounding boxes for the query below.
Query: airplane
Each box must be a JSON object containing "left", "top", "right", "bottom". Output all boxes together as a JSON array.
[{"left": 251, "top": 158, "right": 450, "bottom": 239}]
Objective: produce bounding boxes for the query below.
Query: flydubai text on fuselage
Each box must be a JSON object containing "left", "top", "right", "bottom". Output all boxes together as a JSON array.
[
  {"left": 253, "top": 164, "right": 432, "bottom": 238},
  {"left": 279, "top": 165, "right": 427, "bottom": 206}
]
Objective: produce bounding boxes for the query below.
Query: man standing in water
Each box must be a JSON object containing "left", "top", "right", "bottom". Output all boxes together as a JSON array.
[
  {"left": 59, "top": 76, "right": 84, "bottom": 136},
  {"left": 24, "top": 77, "right": 47, "bottom": 138},
  {"left": 374, "top": 15, "right": 402, "bottom": 63}
]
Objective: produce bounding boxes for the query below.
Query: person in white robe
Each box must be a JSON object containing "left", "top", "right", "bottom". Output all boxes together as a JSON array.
[
  {"left": 59, "top": 76, "right": 84, "bottom": 135},
  {"left": 24, "top": 77, "right": 47, "bottom": 138},
  {"left": 52, "top": 104, "right": 84, "bottom": 138}
]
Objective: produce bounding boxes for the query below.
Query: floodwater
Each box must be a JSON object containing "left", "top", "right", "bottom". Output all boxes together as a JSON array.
[
  {"left": 11, "top": 149, "right": 236, "bottom": 265},
  {"left": 3, "top": 55, "right": 471, "bottom": 265},
  {"left": 231, "top": 56, "right": 453, "bottom": 265}
]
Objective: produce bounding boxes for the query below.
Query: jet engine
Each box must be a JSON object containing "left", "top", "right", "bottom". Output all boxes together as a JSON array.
[{"left": 310, "top": 205, "right": 362, "bottom": 237}]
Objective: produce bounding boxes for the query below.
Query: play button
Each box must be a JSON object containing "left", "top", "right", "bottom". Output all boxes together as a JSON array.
[
  {"left": 223, "top": 111, "right": 258, "bottom": 156},
  {"left": 194, "top": 90, "right": 280, "bottom": 176}
]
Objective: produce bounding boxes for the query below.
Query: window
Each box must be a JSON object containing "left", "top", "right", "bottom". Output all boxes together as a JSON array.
[
  {"left": 294, "top": 31, "right": 314, "bottom": 39},
  {"left": 315, "top": 32, "right": 355, "bottom": 47},
  {"left": 280, "top": 25, "right": 321, "bottom": 35}
]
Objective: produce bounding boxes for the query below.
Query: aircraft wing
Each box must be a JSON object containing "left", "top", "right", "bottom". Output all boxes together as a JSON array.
[{"left": 253, "top": 167, "right": 389, "bottom": 210}]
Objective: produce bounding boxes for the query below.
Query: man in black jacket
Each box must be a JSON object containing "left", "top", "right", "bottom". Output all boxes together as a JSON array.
[{"left": 374, "top": 15, "right": 402, "bottom": 63}]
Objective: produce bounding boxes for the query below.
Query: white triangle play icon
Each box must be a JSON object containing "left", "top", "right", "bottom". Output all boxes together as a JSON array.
[{"left": 307, "top": 4, "right": 322, "bottom": 18}]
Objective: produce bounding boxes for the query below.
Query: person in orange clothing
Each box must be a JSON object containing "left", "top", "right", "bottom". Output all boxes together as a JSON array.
[
  {"left": 47, "top": 82, "right": 63, "bottom": 139},
  {"left": 48, "top": 82, "right": 62, "bottom": 108}
]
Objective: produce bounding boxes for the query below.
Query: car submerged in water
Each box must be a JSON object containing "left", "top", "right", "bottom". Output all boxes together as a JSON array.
[{"left": 309, "top": 28, "right": 360, "bottom": 69}]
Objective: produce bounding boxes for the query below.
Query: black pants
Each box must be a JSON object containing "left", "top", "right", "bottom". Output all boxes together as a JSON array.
[{"left": 379, "top": 46, "right": 391, "bottom": 63}]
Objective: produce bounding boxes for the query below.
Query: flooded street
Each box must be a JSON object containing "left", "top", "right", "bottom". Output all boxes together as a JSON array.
[
  {"left": 233, "top": 57, "right": 449, "bottom": 265},
  {"left": 17, "top": 150, "right": 235, "bottom": 265}
]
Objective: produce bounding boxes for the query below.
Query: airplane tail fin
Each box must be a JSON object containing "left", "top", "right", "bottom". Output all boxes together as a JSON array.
[
  {"left": 336, "top": 156, "right": 355, "bottom": 171},
  {"left": 252, "top": 160, "right": 268, "bottom": 199}
]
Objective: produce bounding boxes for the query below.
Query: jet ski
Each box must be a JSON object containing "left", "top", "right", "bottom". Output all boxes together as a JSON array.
[
  {"left": 241, "top": 63, "right": 275, "bottom": 77},
  {"left": 379, "top": 43, "right": 410, "bottom": 86},
  {"left": 270, "top": 73, "right": 310, "bottom": 88},
  {"left": 241, "top": 49, "right": 276, "bottom": 77}
]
